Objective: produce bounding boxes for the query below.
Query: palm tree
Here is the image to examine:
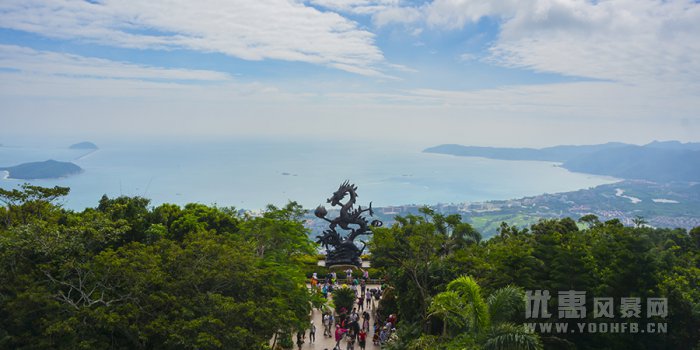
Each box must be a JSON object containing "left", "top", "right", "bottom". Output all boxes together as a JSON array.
[
  {"left": 332, "top": 286, "right": 356, "bottom": 316},
  {"left": 427, "top": 276, "right": 542, "bottom": 350},
  {"left": 428, "top": 290, "right": 466, "bottom": 336}
]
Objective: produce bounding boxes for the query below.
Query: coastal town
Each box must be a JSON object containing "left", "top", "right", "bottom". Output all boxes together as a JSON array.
[{"left": 306, "top": 180, "right": 700, "bottom": 238}]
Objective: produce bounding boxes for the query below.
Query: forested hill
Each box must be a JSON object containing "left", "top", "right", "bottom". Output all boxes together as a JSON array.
[
  {"left": 424, "top": 141, "right": 700, "bottom": 182},
  {"left": 1, "top": 185, "right": 699, "bottom": 348},
  {"left": 0, "top": 160, "right": 82, "bottom": 180}
]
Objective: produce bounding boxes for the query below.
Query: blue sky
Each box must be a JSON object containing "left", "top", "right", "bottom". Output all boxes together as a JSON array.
[{"left": 1, "top": 0, "right": 699, "bottom": 147}]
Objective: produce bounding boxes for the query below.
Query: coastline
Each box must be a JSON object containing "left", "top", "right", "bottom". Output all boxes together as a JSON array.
[{"left": 0, "top": 142, "right": 628, "bottom": 211}]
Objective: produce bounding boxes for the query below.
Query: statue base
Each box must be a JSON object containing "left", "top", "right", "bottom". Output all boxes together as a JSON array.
[
  {"left": 324, "top": 240, "right": 363, "bottom": 267},
  {"left": 325, "top": 257, "right": 362, "bottom": 268}
]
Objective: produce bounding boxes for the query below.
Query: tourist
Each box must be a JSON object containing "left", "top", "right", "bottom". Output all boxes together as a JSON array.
[
  {"left": 358, "top": 329, "right": 367, "bottom": 350},
  {"left": 309, "top": 321, "right": 316, "bottom": 343},
  {"left": 357, "top": 295, "right": 364, "bottom": 311},
  {"left": 334, "top": 325, "right": 348, "bottom": 350},
  {"left": 296, "top": 330, "right": 304, "bottom": 350},
  {"left": 350, "top": 319, "right": 360, "bottom": 338},
  {"left": 362, "top": 310, "right": 370, "bottom": 332},
  {"left": 350, "top": 308, "right": 359, "bottom": 323},
  {"left": 323, "top": 313, "right": 331, "bottom": 336},
  {"left": 346, "top": 332, "right": 355, "bottom": 350},
  {"left": 345, "top": 268, "right": 352, "bottom": 282},
  {"left": 379, "top": 326, "right": 388, "bottom": 344},
  {"left": 365, "top": 291, "right": 371, "bottom": 309}
]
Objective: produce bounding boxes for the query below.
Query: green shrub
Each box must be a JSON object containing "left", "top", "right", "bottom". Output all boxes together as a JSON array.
[{"left": 333, "top": 286, "right": 356, "bottom": 315}]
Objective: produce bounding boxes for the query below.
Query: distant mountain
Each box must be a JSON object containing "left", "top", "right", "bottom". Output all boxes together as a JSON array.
[
  {"left": 69, "top": 141, "right": 98, "bottom": 150},
  {"left": 644, "top": 140, "right": 700, "bottom": 151},
  {"left": 424, "top": 141, "right": 700, "bottom": 182},
  {"left": 0, "top": 160, "right": 82, "bottom": 180},
  {"left": 424, "top": 142, "right": 629, "bottom": 162}
]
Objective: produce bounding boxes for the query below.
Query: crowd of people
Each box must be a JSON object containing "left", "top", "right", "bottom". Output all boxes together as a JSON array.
[{"left": 294, "top": 269, "right": 397, "bottom": 350}]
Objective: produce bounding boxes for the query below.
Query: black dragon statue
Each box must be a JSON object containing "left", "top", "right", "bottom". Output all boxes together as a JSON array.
[{"left": 315, "top": 181, "right": 382, "bottom": 267}]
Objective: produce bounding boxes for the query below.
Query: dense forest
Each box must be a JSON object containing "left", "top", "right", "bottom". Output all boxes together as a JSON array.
[
  {"left": 370, "top": 209, "right": 700, "bottom": 350},
  {"left": 1, "top": 184, "right": 699, "bottom": 349},
  {"left": 0, "top": 184, "right": 320, "bottom": 349}
]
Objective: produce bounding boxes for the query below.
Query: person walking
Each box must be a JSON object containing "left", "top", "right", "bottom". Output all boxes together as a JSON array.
[
  {"left": 362, "top": 310, "right": 370, "bottom": 332},
  {"left": 358, "top": 329, "right": 367, "bottom": 350},
  {"left": 346, "top": 334, "right": 355, "bottom": 350},
  {"left": 323, "top": 313, "right": 331, "bottom": 337},
  {"left": 296, "top": 330, "right": 304, "bottom": 350},
  {"left": 334, "top": 325, "right": 347, "bottom": 350},
  {"left": 309, "top": 321, "right": 316, "bottom": 343}
]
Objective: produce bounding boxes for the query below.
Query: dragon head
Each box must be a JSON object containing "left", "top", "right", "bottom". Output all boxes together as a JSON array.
[{"left": 327, "top": 180, "right": 357, "bottom": 206}]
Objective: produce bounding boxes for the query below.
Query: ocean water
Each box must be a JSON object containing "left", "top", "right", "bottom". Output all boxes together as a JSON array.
[{"left": 0, "top": 139, "right": 619, "bottom": 210}]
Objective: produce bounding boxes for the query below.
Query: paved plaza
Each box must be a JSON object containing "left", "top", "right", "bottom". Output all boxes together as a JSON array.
[{"left": 291, "top": 284, "right": 383, "bottom": 350}]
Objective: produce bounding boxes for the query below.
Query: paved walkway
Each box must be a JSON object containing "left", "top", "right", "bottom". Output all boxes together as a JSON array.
[{"left": 295, "top": 285, "right": 382, "bottom": 350}]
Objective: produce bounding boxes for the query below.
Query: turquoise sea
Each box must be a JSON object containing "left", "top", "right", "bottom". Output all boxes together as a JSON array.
[{"left": 0, "top": 138, "right": 620, "bottom": 210}]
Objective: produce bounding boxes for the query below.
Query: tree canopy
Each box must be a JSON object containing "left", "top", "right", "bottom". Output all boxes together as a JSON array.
[
  {"left": 1, "top": 186, "right": 699, "bottom": 349},
  {"left": 0, "top": 185, "right": 316, "bottom": 349},
  {"left": 371, "top": 208, "right": 700, "bottom": 350}
]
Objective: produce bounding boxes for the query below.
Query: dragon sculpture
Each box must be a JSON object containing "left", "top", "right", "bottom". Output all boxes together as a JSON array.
[{"left": 315, "top": 181, "right": 382, "bottom": 267}]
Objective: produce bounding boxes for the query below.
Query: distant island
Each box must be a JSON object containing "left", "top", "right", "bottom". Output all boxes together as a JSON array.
[
  {"left": 0, "top": 160, "right": 82, "bottom": 180},
  {"left": 69, "top": 141, "right": 98, "bottom": 150},
  {"left": 424, "top": 140, "right": 700, "bottom": 182}
]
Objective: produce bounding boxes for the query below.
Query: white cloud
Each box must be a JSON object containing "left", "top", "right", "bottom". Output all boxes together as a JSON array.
[
  {"left": 308, "top": 0, "right": 399, "bottom": 15},
  {"left": 0, "top": 45, "right": 294, "bottom": 101},
  {"left": 375, "top": 0, "right": 700, "bottom": 86},
  {"left": 458, "top": 52, "right": 476, "bottom": 61},
  {"left": 0, "top": 45, "right": 231, "bottom": 81},
  {"left": 424, "top": 0, "right": 519, "bottom": 29},
  {"left": 373, "top": 6, "right": 423, "bottom": 26},
  {"left": 0, "top": 0, "right": 386, "bottom": 76},
  {"left": 488, "top": 0, "right": 700, "bottom": 85},
  {"left": 1, "top": 46, "right": 698, "bottom": 146},
  {"left": 405, "top": 81, "right": 700, "bottom": 120}
]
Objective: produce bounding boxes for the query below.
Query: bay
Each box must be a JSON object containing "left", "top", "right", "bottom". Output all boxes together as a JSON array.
[{"left": 0, "top": 139, "right": 619, "bottom": 210}]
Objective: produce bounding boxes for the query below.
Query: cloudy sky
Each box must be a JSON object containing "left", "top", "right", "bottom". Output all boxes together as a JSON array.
[{"left": 1, "top": 0, "right": 699, "bottom": 147}]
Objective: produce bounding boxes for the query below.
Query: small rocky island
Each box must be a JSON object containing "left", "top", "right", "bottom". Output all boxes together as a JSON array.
[
  {"left": 0, "top": 160, "right": 82, "bottom": 180},
  {"left": 69, "top": 141, "right": 98, "bottom": 150}
]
